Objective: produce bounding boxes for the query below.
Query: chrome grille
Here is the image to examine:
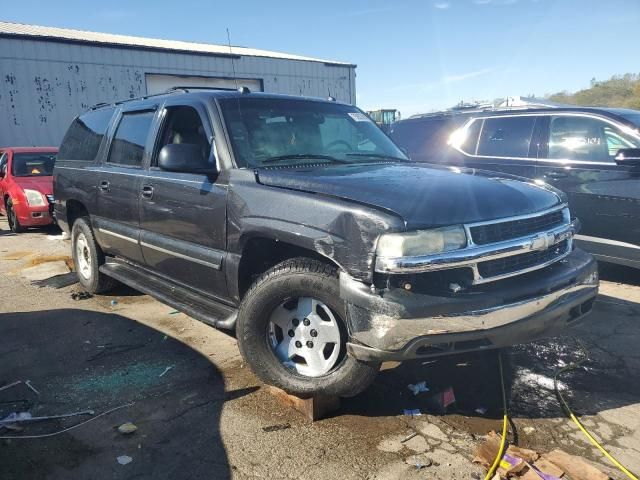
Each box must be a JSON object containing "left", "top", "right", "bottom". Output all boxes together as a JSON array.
[
  {"left": 478, "top": 240, "right": 570, "bottom": 280},
  {"left": 470, "top": 209, "right": 565, "bottom": 245}
]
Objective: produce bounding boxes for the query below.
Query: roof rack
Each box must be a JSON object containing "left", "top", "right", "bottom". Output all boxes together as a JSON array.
[{"left": 166, "top": 86, "right": 241, "bottom": 93}]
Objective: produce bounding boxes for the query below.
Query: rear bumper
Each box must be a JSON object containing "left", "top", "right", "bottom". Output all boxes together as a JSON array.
[{"left": 341, "top": 248, "right": 599, "bottom": 361}]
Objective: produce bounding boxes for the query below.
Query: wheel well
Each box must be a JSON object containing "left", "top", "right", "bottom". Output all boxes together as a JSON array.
[
  {"left": 237, "top": 238, "right": 339, "bottom": 299},
  {"left": 66, "top": 200, "right": 89, "bottom": 230}
]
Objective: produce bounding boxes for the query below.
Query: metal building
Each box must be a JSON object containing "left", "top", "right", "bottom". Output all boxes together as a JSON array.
[{"left": 0, "top": 21, "right": 356, "bottom": 146}]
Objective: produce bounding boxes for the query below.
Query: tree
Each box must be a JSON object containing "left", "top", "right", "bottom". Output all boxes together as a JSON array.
[{"left": 548, "top": 73, "right": 640, "bottom": 109}]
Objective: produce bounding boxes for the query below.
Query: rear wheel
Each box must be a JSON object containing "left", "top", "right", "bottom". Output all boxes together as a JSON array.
[
  {"left": 71, "top": 217, "right": 118, "bottom": 293},
  {"left": 6, "top": 199, "right": 25, "bottom": 233},
  {"left": 237, "top": 257, "right": 380, "bottom": 397}
]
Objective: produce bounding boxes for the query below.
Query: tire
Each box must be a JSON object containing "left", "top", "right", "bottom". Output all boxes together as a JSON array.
[
  {"left": 236, "top": 257, "right": 380, "bottom": 397},
  {"left": 71, "top": 217, "right": 118, "bottom": 293},
  {"left": 6, "top": 199, "right": 25, "bottom": 233}
]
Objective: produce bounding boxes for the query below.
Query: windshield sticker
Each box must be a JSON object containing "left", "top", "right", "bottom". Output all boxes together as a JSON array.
[{"left": 348, "top": 112, "right": 371, "bottom": 122}]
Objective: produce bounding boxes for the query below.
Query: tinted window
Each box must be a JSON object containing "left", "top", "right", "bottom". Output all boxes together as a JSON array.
[
  {"left": 603, "top": 124, "right": 640, "bottom": 157},
  {"left": 219, "top": 98, "right": 406, "bottom": 168},
  {"left": 155, "top": 106, "right": 211, "bottom": 167},
  {"left": 477, "top": 116, "right": 535, "bottom": 157},
  {"left": 548, "top": 116, "right": 613, "bottom": 161},
  {"left": 458, "top": 119, "right": 482, "bottom": 154},
  {"left": 11, "top": 153, "right": 56, "bottom": 177},
  {"left": 390, "top": 117, "right": 469, "bottom": 162},
  {"left": 108, "top": 111, "right": 155, "bottom": 167},
  {"left": 58, "top": 108, "right": 115, "bottom": 161}
]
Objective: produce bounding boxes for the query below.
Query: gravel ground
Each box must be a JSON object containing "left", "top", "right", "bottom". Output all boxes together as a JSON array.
[{"left": 1, "top": 217, "right": 639, "bottom": 479}]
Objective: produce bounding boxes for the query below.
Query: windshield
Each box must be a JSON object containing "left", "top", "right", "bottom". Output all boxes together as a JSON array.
[
  {"left": 11, "top": 153, "right": 56, "bottom": 177},
  {"left": 219, "top": 97, "right": 408, "bottom": 168}
]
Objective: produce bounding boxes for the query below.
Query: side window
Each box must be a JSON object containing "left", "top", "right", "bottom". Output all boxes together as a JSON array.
[
  {"left": 548, "top": 116, "right": 610, "bottom": 161},
  {"left": 58, "top": 107, "right": 115, "bottom": 161},
  {"left": 108, "top": 111, "right": 155, "bottom": 167},
  {"left": 457, "top": 119, "right": 482, "bottom": 154},
  {"left": 477, "top": 116, "right": 536, "bottom": 158},
  {"left": 155, "top": 106, "right": 212, "bottom": 167},
  {"left": 603, "top": 124, "right": 640, "bottom": 157}
]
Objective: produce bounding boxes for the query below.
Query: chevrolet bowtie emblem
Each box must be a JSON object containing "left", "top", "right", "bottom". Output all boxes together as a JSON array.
[{"left": 531, "top": 232, "right": 556, "bottom": 251}]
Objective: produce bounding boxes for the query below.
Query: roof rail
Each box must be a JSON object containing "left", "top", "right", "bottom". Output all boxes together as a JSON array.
[{"left": 166, "top": 86, "right": 238, "bottom": 93}]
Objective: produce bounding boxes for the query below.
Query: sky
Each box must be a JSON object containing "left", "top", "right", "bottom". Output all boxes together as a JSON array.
[{"left": 3, "top": 0, "right": 640, "bottom": 117}]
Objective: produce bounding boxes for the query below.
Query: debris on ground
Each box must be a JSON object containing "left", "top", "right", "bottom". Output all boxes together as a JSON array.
[
  {"left": 423, "top": 386, "right": 456, "bottom": 414},
  {"left": 117, "top": 422, "right": 138, "bottom": 435},
  {"left": 403, "top": 409, "right": 422, "bottom": 417},
  {"left": 262, "top": 423, "right": 291, "bottom": 433},
  {"left": 0, "top": 380, "right": 22, "bottom": 392},
  {"left": 0, "top": 412, "right": 33, "bottom": 429},
  {"left": 25, "top": 380, "right": 40, "bottom": 395},
  {"left": 116, "top": 455, "right": 133, "bottom": 466},
  {"left": 407, "top": 381, "right": 429, "bottom": 395},
  {"left": 473, "top": 431, "right": 609, "bottom": 479},
  {"left": 31, "top": 272, "right": 78, "bottom": 289},
  {"left": 0, "top": 409, "right": 94, "bottom": 425},
  {"left": 110, "top": 300, "right": 118, "bottom": 306},
  {"left": 475, "top": 406, "right": 488, "bottom": 415},
  {"left": 522, "top": 426, "right": 536, "bottom": 435},
  {"left": 71, "top": 291, "right": 93, "bottom": 301},
  {"left": 401, "top": 431, "right": 418, "bottom": 443},
  {"left": 159, "top": 366, "right": 173, "bottom": 377}
]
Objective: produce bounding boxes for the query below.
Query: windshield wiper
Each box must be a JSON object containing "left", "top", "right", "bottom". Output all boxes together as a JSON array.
[
  {"left": 345, "top": 153, "right": 410, "bottom": 162},
  {"left": 261, "top": 154, "right": 350, "bottom": 164}
]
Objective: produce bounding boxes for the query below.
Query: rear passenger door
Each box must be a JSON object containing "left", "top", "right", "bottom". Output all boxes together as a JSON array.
[
  {"left": 93, "top": 106, "right": 157, "bottom": 264},
  {"left": 138, "top": 99, "right": 229, "bottom": 300},
  {"left": 461, "top": 115, "right": 540, "bottom": 179},
  {"left": 536, "top": 113, "right": 640, "bottom": 253}
]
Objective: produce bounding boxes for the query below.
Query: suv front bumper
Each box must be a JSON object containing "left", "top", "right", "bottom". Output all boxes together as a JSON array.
[{"left": 341, "top": 248, "right": 598, "bottom": 361}]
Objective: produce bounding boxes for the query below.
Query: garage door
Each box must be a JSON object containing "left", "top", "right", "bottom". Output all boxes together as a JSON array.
[{"left": 145, "top": 74, "right": 263, "bottom": 95}]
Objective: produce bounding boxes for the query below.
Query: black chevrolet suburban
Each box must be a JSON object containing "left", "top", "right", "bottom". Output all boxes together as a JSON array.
[
  {"left": 391, "top": 107, "right": 640, "bottom": 269},
  {"left": 54, "top": 90, "right": 598, "bottom": 397}
]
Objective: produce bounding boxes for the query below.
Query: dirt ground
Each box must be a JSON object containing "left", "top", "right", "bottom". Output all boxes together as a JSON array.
[{"left": 1, "top": 217, "right": 639, "bottom": 480}]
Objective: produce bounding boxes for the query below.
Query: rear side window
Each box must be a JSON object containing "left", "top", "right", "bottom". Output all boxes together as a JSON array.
[
  {"left": 108, "top": 111, "right": 155, "bottom": 167},
  {"left": 58, "top": 108, "right": 115, "bottom": 161},
  {"left": 477, "top": 116, "right": 536, "bottom": 158},
  {"left": 390, "top": 117, "right": 468, "bottom": 161}
]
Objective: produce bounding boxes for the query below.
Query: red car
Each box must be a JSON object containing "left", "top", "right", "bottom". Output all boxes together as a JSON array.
[{"left": 0, "top": 147, "right": 58, "bottom": 232}]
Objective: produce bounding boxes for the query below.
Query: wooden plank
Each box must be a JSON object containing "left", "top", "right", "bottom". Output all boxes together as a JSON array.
[
  {"left": 268, "top": 386, "right": 340, "bottom": 422},
  {"left": 543, "top": 449, "right": 609, "bottom": 480}
]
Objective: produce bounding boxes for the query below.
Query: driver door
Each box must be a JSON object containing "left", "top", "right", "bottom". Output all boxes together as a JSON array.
[{"left": 138, "top": 99, "right": 229, "bottom": 300}]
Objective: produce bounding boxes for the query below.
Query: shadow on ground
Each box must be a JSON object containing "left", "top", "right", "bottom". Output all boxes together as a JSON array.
[
  {"left": 0, "top": 309, "right": 250, "bottom": 480},
  {"left": 342, "top": 289, "right": 640, "bottom": 431}
]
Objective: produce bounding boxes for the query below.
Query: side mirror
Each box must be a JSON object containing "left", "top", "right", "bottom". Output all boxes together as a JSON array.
[
  {"left": 158, "top": 144, "right": 212, "bottom": 174},
  {"left": 614, "top": 148, "right": 640, "bottom": 167}
]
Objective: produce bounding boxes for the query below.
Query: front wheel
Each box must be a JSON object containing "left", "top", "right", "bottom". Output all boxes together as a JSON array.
[
  {"left": 236, "top": 257, "right": 380, "bottom": 397},
  {"left": 6, "top": 199, "right": 25, "bottom": 233}
]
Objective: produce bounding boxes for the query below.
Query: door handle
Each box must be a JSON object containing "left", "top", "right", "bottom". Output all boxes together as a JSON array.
[
  {"left": 141, "top": 185, "right": 154, "bottom": 199},
  {"left": 544, "top": 171, "right": 568, "bottom": 180},
  {"left": 98, "top": 180, "right": 110, "bottom": 192}
]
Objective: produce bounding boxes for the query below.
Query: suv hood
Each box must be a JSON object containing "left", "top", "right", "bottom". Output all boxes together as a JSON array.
[
  {"left": 256, "top": 163, "right": 563, "bottom": 229},
  {"left": 14, "top": 176, "right": 53, "bottom": 195}
]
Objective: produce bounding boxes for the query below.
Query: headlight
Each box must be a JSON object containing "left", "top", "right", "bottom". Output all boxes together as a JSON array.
[
  {"left": 376, "top": 225, "right": 467, "bottom": 257},
  {"left": 24, "top": 189, "right": 46, "bottom": 206}
]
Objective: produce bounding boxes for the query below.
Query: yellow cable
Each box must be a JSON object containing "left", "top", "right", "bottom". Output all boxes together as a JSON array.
[
  {"left": 554, "top": 340, "right": 639, "bottom": 480},
  {"left": 485, "top": 352, "right": 508, "bottom": 480}
]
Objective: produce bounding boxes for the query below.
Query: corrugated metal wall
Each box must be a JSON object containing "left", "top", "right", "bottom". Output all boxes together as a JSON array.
[{"left": 0, "top": 37, "right": 356, "bottom": 146}]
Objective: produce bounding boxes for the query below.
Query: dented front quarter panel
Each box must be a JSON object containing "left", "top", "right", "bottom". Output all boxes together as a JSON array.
[{"left": 225, "top": 169, "right": 404, "bottom": 284}]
